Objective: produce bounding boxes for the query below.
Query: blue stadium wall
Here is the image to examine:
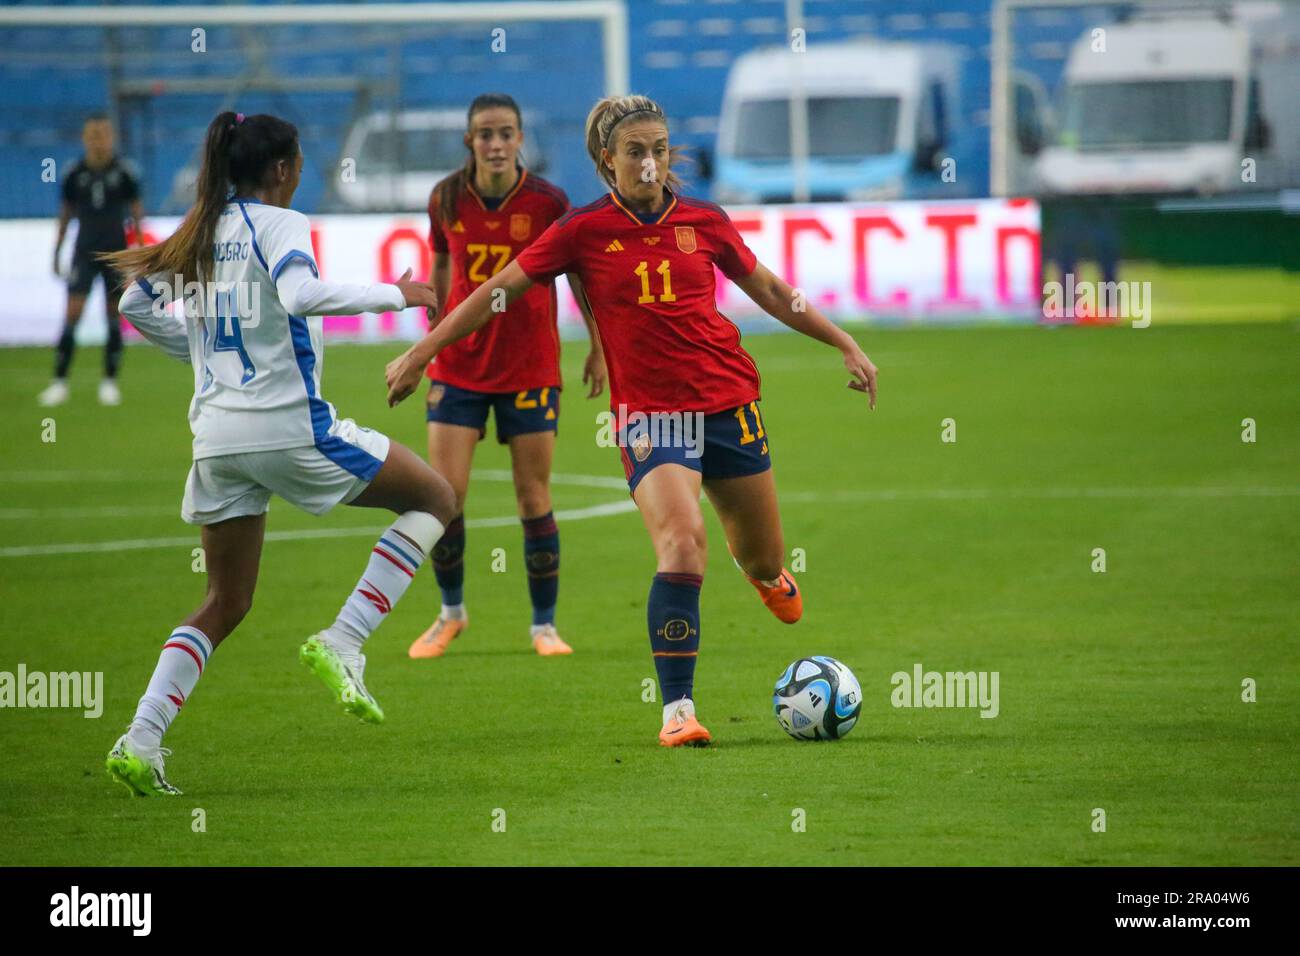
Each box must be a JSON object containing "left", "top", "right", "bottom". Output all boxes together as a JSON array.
[{"left": 0, "top": 0, "right": 1102, "bottom": 218}]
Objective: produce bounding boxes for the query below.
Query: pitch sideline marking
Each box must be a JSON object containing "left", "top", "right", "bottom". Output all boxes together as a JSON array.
[
  {"left": 0, "top": 467, "right": 629, "bottom": 488},
  {"left": 3, "top": 482, "right": 1296, "bottom": 559},
  {"left": 779, "top": 486, "right": 1300, "bottom": 503},
  {"left": 0, "top": 499, "right": 638, "bottom": 558},
  {"left": 4, "top": 477, "right": 1294, "bottom": 522},
  {"left": 0, "top": 469, "right": 628, "bottom": 520}
]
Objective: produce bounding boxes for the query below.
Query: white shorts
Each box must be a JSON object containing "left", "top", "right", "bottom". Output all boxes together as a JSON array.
[{"left": 182, "top": 418, "right": 391, "bottom": 526}]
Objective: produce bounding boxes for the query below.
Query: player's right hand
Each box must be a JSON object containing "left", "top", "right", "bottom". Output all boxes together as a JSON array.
[
  {"left": 394, "top": 268, "right": 438, "bottom": 311},
  {"left": 582, "top": 347, "right": 607, "bottom": 399},
  {"left": 842, "top": 343, "right": 878, "bottom": 410},
  {"left": 385, "top": 348, "right": 426, "bottom": 407}
]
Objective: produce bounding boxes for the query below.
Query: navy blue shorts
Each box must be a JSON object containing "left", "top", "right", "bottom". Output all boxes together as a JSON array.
[
  {"left": 618, "top": 401, "right": 772, "bottom": 494},
  {"left": 426, "top": 380, "right": 560, "bottom": 444},
  {"left": 67, "top": 247, "right": 124, "bottom": 297}
]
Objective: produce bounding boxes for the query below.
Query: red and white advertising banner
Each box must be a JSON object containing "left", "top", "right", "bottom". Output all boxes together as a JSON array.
[{"left": 0, "top": 198, "right": 1040, "bottom": 346}]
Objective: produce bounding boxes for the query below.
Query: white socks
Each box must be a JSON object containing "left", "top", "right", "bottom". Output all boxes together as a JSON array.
[
  {"left": 331, "top": 511, "right": 445, "bottom": 653},
  {"left": 128, "top": 626, "right": 213, "bottom": 753},
  {"left": 123, "top": 513, "right": 445, "bottom": 753},
  {"left": 663, "top": 697, "right": 695, "bottom": 725},
  {"left": 441, "top": 603, "right": 467, "bottom": 622}
]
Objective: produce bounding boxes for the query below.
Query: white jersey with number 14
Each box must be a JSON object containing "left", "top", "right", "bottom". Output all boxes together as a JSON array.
[{"left": 121, "top": 199, "right": 405, "bottom": 462}]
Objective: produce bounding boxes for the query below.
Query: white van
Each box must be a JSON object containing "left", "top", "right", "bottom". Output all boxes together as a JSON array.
[
  {"left": 1035, "top": 15, "right": 1271, "bottom": 195},
  {"left": 336, "top": 109, "right": 546, "bottom": 212},
  {"left": 713, "top": 40, "right": 964, "bottom": 204}
]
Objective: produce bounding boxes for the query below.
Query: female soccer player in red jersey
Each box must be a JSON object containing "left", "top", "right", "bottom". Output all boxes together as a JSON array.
[
  {"left": 409, "top": 93, "right": 606, "bottom": 661},
  {"left": 386, "top": 94, "right": 877, "bottom": 747}
]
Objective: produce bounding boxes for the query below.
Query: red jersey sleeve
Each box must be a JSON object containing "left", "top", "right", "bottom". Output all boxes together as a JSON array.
[
  {"left": 515, "top": 214, "right": 579, "bottom": 284},
  {"left": 710, "top": 208, "right": 758, "bottom": 281}
]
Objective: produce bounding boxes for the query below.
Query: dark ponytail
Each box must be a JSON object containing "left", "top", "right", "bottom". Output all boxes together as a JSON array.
[
  {"left": 104, "top": 111, "right": 299, "bottom": 287},
  {"left": 431, "top": 93, "right": 523, "bottom": 226}
]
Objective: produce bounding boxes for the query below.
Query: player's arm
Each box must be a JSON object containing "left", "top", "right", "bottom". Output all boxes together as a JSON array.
[
  {"left": 117, "top": 277, "right": 190, "bottom": 363},
  {"left": 567, "top": 271, "right": 606, "bottom": 398},
  {"left": 258, "top": 210, "right": 435, "bottom": 317},
  {"left": 121, "top": 158, "right": 144, "bottom": 247},
  {"left": 426, "top": 251, "right": 452, "bottom": 327},
  {"left": 274, "top": 261, "right": 435, "bottom": 317},
  {"left": 53, "top": 201, "right": 72, "bottom": 275},
  {"left": 733, "top": 261, "right": 878, "bottom": 409},
  {"left": 128, "top": 199, "right": 144, "bottom": 246},
  {"left": 386, "top": 260, "right": 534, "bottom": 406}
]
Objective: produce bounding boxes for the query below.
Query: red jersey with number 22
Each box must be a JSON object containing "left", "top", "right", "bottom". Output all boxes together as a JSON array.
[
  {"left": 427, "top": 169, "right": 569, "bottom": 392},
  {"left": 515, "top": 189, "right": 760, "bottom": 416}
]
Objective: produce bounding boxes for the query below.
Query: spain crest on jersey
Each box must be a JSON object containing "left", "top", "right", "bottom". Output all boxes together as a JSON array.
[
  {"left": 675, "top": 226, "right": 697, "bottom": 254},
  {"left": 510, "top": 214, "right": 531, "bottom": 242}
]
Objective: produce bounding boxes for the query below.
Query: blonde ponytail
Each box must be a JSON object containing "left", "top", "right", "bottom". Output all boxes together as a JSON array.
[{"left": 583, "top": 94, "right": 686, "bottom": 191}]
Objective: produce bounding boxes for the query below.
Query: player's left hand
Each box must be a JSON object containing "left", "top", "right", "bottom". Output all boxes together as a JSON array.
[
  {"left": 385, "top": 348, "right": 426, "bottom": 407},
  {"left": 583, "top": 348, "right": 607, "bottom": 398},
  {"left": 842, "top": 343, "right": 878, "bottom": 409}
]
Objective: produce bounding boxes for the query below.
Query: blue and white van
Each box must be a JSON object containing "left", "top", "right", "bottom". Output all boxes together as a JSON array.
[{"left": 712, "top": 40, "right": 967, "bottom": 204}]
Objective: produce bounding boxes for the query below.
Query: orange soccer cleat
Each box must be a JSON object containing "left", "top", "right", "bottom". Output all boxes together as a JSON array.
[
  {"left": 408, "top": 614, "right": 467, "bottom": 659},
  {"left": 749, "top": 568, "right": 803, "bottom": 624},
  {"left": 531, "top": 624, "right": 574, "bottom": 656},
  {"left": 658, "top": 710, "right": 712, "bottom": 748}
]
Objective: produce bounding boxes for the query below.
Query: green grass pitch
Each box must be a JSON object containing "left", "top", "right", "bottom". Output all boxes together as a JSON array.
[{"left": 0, "top": 322, "right": 1296, "bottom": 865}]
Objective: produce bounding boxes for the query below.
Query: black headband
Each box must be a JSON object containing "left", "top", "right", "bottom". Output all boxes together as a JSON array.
[{"left": 604, "top": 108, "right": 664, "bottom": 149}]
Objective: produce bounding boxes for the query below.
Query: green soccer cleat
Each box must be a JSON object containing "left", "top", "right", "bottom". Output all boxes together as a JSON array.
[
  {"left": 299, "top": 633, "right": 385, "bottom": 724},
  {"left": 106, "top": 733, "right": 182, "bottom": 797}
]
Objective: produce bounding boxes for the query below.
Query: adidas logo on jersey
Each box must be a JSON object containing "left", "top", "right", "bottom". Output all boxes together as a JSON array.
[
  {"left": 451, "top": 221, "right": 465, "bottom": 233},
  {"left": 604, "top": 240, "right": 624, "bottom": 252}
]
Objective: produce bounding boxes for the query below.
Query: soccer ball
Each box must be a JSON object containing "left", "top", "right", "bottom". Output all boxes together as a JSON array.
[{"left": 773, "top": 656, "right": 862, "bottom": 740}]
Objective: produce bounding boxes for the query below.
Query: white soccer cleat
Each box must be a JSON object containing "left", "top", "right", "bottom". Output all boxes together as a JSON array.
[
  {"left": 98, "top": 379, "right": 122, "bottom": 406},
  {"left": 38, "top": 380, "right": 70, "bottom": 407}
]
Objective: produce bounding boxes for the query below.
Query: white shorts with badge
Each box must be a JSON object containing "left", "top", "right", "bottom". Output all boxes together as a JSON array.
[{"left": 182, "top": 418, "right": 391, "bottom": 526}]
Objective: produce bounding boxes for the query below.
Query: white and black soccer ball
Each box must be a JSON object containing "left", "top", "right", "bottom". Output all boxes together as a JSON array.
[{"left": 773, "top": 656, "right": 862, "bottom": 740}]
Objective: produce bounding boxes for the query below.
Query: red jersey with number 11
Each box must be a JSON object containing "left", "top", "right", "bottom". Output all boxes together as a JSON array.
[
  {"left": 427, "top": 169, "right": 569, "bottom": 392},
  {"left": 515, "top": 188, "right": 761, "bottom": 416}
]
